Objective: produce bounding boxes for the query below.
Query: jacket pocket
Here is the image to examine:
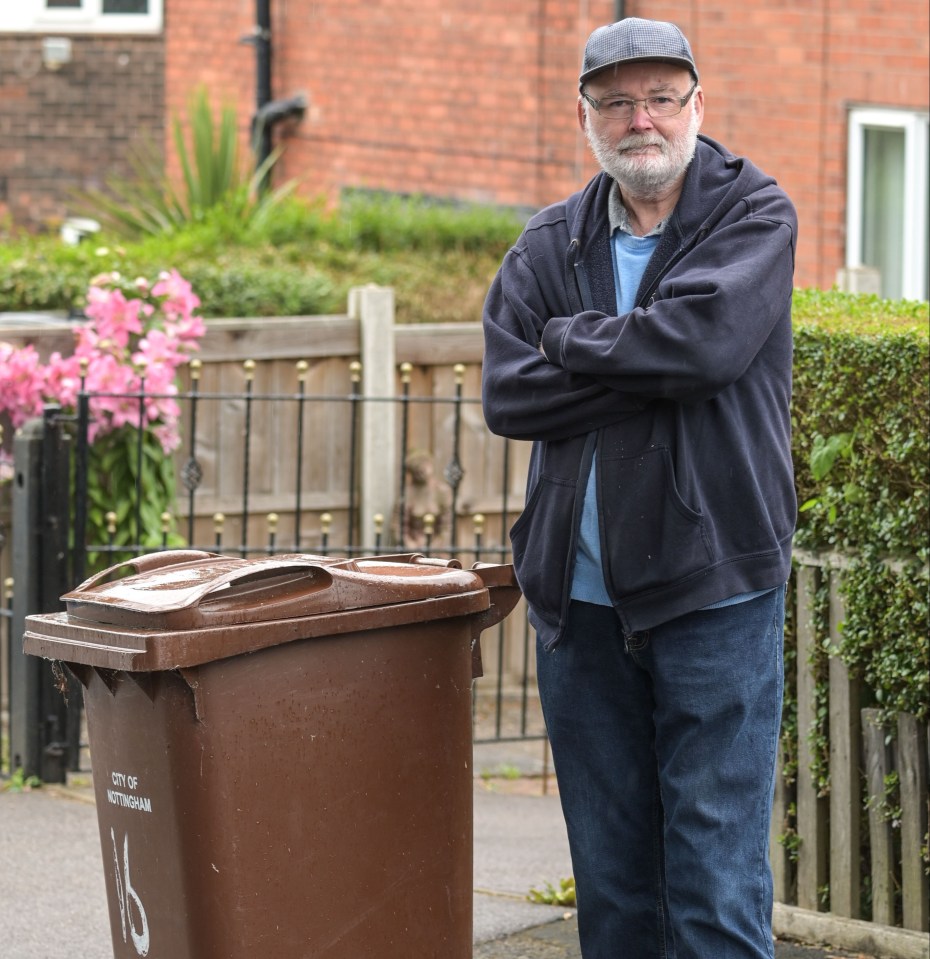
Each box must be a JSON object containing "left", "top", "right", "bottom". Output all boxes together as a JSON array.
[
  {"left": 509, "top": 474, "right": 576, "bottom": 623},
  {"left": 600, "top": 447, "right": 713, "bottom": 596}
]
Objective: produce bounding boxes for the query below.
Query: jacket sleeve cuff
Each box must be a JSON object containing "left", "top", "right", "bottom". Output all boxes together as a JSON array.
[{"left": 540, "top": 316, "right": 571, "bottom": 367}]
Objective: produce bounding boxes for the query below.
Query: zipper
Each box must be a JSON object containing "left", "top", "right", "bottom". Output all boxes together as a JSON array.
[
  {"left": 564, "top": 238, "right": 584, "bottom": 314},
  {"left": 545, "top": 235, "right": 600, "bottom": 651}
]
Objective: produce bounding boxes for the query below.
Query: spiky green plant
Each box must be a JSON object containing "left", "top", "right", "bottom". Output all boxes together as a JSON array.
[{"left": 74, "top": 86, "right": 295, "bottom": 238}]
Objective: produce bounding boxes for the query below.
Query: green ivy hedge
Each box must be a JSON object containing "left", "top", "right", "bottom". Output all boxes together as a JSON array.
[{"left": 789, "top": 289, "right": 928, "bottom": 723}]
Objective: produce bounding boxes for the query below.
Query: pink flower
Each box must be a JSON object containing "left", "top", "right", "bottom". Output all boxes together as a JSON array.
[
  {"left": 152, "top": 269, "right": 201, "bottom": 326},
  {"left": 0, "top": 268, "right": 203, "bottom": 452},
  {"left": 81, "top": 353, "right": 141, "bottom": 439},
  {"left": 0, "top": 342, "right": 46, "bottom": 428},
  {"left": 84, "top": 286, "right": 144, "bottom": 350},
  {"left": 151, "top": 421, "right": 181, "bottom": 455},
  {"left": 165, "top": 311, "right": 206, "bottom": 346},
  {"left": 44, "top": 352, "right": 84, "bottom": 409},
  {"left": 133, "top": 329, "right": 184, "bottom": 372}
]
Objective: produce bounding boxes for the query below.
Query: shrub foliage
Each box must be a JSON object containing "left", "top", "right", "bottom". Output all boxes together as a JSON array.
[{"left": 790, "top": 289, "right": 928, "bottom": 721}]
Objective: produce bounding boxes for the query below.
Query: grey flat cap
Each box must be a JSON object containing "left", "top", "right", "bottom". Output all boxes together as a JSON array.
[{"left": 579, "top": 17, "right": 698, "bottom": 87}]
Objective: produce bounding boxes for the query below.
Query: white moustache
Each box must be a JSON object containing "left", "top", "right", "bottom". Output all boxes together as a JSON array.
[{"left": 618, "top": 135, "right": 665, "bottom": 152}]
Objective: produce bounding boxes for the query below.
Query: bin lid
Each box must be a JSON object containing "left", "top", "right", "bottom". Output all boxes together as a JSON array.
[{"left": 23, "top": 550, "right": 519, "bottom": 672}]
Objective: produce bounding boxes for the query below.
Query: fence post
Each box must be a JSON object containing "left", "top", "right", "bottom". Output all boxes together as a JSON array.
[
  {"left": 350, "top": 285, "right": 397, "bottom": 549},
  {"left": 828, "top": 574, "right": 862, "bottom": 918},
  {"left": 9, "top": 412, "right": 74, "bottom": 782},
  {"left": 795, "top": 563, "right": 828, "bottom": 911},
  {"left": 862, "top": 708, "right": 896, "bottom": 925},
  {"left": 896, "top": 712, "right": 929, "bottom": 931}
]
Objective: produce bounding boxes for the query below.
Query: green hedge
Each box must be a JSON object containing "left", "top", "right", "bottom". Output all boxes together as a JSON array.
[
  {"left": 0, "top": 194, "right": 523, "bottom": 322},
  {"left": 790, "top": 288, "right": 928, "bottom": 722},
  {"left": 0, "top": 240, "right": 337, "bottom": 319}
]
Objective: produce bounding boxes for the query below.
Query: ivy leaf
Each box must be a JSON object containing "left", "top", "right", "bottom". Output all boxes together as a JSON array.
[{"left": 810, "top": 431, "right": 854, "bottom": 482}]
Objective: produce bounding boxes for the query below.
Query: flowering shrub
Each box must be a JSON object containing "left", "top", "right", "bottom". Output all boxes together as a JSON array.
[{"left": 0, "top": 269, "right": 204, "bottom": 550}]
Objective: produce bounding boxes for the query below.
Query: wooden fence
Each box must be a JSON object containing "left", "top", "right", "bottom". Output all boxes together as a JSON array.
[
  {"left": 0, "top": 290, "right": 927, "bottom": 943},
  {"left": 771, "top": 560, "right": 928, "bottom": 943}
]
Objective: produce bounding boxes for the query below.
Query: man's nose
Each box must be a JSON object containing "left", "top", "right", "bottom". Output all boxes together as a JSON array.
[{"left": 628, "top": 102, "right": 655, "bottom": 131}]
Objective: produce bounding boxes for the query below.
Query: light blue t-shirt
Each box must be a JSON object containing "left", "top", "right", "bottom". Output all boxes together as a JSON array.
[
  {"left": 569, "top": 226, "right": 770, "bottom": 611},
  {"left": 571, "top": 230, "right": 657, "bottom": 605}
]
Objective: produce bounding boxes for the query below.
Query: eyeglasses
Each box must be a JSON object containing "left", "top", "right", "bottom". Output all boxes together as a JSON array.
[{"left": 581, "top": 81, "right": 697, "bottom": 121}]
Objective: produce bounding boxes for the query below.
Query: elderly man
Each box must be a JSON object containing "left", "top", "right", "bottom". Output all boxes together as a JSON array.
[{"left": 482, "top": 17, "right": 798, "bottom": 959}]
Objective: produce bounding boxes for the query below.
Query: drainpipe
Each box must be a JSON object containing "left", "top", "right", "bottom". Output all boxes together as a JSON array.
[
  {"left": 254, "top": 0, "right": 273, "bottom": 177},
  {"left": 247, "top": 0, "right": 306, "bottom": 194}
]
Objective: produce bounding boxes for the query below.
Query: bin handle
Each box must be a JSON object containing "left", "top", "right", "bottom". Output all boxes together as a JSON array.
[
  {"left": 70, "top": 550, "right": 219, "bottom": 592},
  {"left": 468, "top": 563, "right": 521, "bottom": 634},
  {"left": 65, "top": 555, "right": 338, "bottom": 623},
  {"left": 344, "top": 553, "right": 463, "bottom": 570}
]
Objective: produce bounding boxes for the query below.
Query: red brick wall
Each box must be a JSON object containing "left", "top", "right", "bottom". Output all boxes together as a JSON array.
[
  {"left": 162, "top": 0, "right": 255, "bottom": 187},
  {"left": 644, "top": 0, "right": 929, "bottom": 299},
  {"left": 143, "top": 1, "right": 930, "bottom": 292},
  {"left": 163, "top": 0, "right": 614, "bottom": 209},
  {"left": 266, "top": 0, "right": 614, "bottom": 208},
  {"left": 0, "top": 34, "right": 164, "bottom": 231}
]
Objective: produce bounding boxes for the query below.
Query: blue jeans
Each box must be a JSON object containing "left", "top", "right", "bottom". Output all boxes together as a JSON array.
[{"left": 537, "top": 588, "right": 785, "bottom": 959}]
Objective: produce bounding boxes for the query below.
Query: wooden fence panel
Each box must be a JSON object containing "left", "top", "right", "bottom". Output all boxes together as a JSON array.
[
  {"left": 862, "top": 708, "right": 898, "bottom": 925},
  {"left": 896, "top": 712, "right": 929, "bottom": 931},
  {"left": 828, "top": 575, "right": 862, "bottom": 918},
  {"left": 795, "top": 564, "right": 829, "bottom": 911}
]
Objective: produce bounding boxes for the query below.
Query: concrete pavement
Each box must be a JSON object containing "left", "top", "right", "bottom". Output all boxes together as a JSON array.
[
  {"left": 1, "top": 767, "right": 908, "bottom": 959},
  {"left": 1, "top": 774, "right": 574, "bottom": 958}
]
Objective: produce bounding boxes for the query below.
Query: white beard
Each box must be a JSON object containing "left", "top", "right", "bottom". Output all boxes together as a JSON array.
[{"left": 586, "top": 106, "right": 700, "bottom": 201}]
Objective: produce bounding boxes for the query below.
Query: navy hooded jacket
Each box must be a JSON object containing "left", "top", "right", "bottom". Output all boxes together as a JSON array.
[{"left": 481, "top": 134, "right": 798, "bottom": 648}]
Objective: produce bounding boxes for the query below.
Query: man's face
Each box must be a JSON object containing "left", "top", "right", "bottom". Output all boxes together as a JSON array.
[{"left": 579, "top": 62, "right": 703, "bottom": 199}]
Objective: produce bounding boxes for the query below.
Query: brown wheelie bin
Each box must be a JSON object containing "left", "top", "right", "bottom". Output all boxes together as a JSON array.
[{"left": 23, "top": 549, "right": 520, "bottom": 959}]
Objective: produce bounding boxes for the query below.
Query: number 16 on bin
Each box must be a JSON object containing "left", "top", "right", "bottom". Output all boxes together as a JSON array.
[{"left": 111, "top": 828, "right": 150, "bottom": 957}]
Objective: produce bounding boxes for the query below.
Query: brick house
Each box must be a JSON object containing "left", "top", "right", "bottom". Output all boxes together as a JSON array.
[{"left": 1, "top": 0, "right": 927, "bottom": 300}]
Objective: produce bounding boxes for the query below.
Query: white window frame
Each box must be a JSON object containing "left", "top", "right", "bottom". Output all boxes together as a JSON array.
[
  {"left": 0, "top": 0, "right": 162, "bottom": 35},
  {"left": 846, "top": 106, "right": 929, "bottom": 302}
]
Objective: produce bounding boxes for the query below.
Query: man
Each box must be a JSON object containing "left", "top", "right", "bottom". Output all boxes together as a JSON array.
[{"left": 481, "top": 16, "right": 797, "bottom": 959}]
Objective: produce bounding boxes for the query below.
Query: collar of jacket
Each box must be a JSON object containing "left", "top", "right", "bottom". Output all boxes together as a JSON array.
[{"left": 566, "top": 135, "right": 762, "bottom": 312}]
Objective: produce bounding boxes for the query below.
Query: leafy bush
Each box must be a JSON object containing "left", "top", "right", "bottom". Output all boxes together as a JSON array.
[
  {"left": 328, "top": 190, "right": 527, "bottom": 253},
  {"left": 790, "top": 288, "right": 928, "bottom": 721},
  {"left": 0, "top": 241, "right": 337, "bottom": 320}
]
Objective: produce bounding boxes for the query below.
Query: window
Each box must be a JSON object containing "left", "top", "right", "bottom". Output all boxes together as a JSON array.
[
  {"left": 845, "top": 108, "right": 929, "bottom": 301},
  {"left": 0, "top": 0, "right": 162, "bottom": 33}
]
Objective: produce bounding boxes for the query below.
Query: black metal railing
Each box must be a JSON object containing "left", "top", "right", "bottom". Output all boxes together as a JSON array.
[{"left": 1, "top": 360, "right": 545, "bottom": 783}]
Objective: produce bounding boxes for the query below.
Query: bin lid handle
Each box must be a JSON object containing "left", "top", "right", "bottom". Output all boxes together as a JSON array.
[
  {"left": 60, "top": 551, "right": 492, "bottom": 629},
  {"left": 72, "top": 550, "right": 221, "bottom": 592}
]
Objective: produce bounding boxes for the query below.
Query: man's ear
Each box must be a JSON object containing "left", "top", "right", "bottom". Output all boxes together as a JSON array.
[
  {"left": 692, "top": 85, "right": 705, "bottom": 130},
  {"left": 577, "top": 96, "right": 588, "bottom": 134}
]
